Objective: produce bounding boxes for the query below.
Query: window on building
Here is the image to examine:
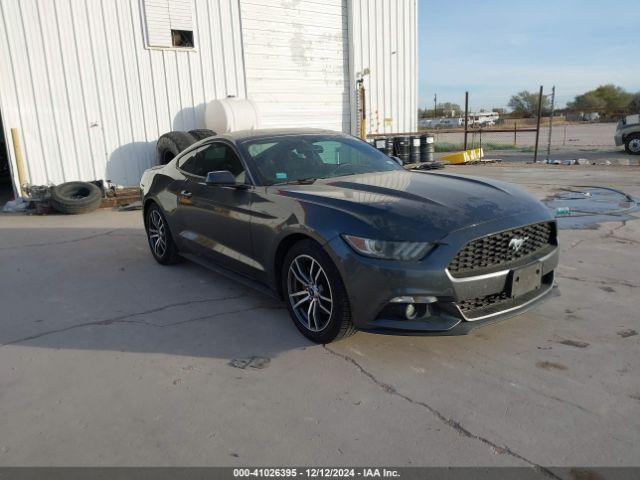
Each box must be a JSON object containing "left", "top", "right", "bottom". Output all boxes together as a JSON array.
[{"left": 142, "top": 0, "right": 195, "bottom": 49}]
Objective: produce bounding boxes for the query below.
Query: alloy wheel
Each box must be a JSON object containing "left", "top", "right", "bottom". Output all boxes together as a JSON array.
[
  {"left": 148, "top": 210, "right": 167, "bottom": 258},
  {"left": 287, "top": 254, "right": 333, "bottom": 332},
  {"left": 629, "top": 138, "right": 640, "bottom": 153}
]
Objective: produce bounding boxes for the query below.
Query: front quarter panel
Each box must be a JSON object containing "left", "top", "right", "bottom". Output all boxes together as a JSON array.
[
  {"left": 251, "top": 187, "right": 378, "bottom": 289},
  {"left": 141, "top": 161, "right": 187, "bottom": 235}
]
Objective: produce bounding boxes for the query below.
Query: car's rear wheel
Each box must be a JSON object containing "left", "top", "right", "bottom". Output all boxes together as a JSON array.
[
  {"left": 282, "top": 240, "right": 356, "bottom": 343},
  {"left": 145, "top": 204, "right": 181, "bottom": 265},
  {"left": 624, "top": 133, "right": 640, "bottom": 155}
]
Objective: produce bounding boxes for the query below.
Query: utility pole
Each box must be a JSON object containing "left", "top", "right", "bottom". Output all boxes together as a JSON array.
[
  {"left": 546, "top": 86, "right": 556, "bottom": 161},
  {"left": 533, "top": 85, "right": 544, "bottom": 163},
  {"left": 433, "top": 93, "right": 437, "bottom": 119},
  {"left": 463, "top": 91, "right": 469, "bottom": 151}
]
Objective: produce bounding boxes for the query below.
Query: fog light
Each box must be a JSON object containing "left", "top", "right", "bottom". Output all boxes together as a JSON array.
[
  {"left": 390, "top": 295, "right": 437, "bottom": 304},
  {"left": 405, "top": 304, "right": 417, "bottom": 320}
]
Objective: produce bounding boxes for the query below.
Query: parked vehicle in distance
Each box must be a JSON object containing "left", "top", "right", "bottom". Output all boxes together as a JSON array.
[
  {"left": 615, "top": 114, "right": 640, "bottom": 155},
  {"left": 438, "top": 118, "right": 464, "bottom": 128},
  {"left": 141, "top": 129, "right": 559, "bottom": 343}
]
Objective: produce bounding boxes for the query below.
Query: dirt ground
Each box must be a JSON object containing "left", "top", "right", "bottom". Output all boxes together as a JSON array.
[
  {"left": 432, "top": 122, "right": 619, "bottom": 149},
  {"left": 0, "top": 163, "right": 639, "bottom": 468}
]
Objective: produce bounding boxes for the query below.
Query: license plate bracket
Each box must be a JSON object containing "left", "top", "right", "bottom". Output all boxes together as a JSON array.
[{"left": 509, "top": 262, "right": 543, "bottom": 298}]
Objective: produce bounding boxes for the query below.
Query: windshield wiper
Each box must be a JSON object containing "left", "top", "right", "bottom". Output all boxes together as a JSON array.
[{"left": 272, "top": 177, "right": 318, "bottom": 186}]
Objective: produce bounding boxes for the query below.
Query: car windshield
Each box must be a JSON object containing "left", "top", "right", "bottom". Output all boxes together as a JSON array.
[{"left": 240, "top": 135, "right": 402, "bottom": 186}]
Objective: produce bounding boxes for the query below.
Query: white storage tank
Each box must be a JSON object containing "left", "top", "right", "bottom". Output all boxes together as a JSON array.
[{"left": 205, "top": 98, "right": 261, "bottom": 133}]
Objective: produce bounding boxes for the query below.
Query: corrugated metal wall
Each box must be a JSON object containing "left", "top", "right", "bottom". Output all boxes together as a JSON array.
[
  {"left": 0, "top": 0, "right": 245, "bottom": 189},
  {"left": 348, "top": 0, "right": 418, "bottom": 135},
  {"left": 0, "top": 0, "right": 418, "bottom": 190},
  {"left": 240, "top": 0, "right": 350, "bottom": 133}
]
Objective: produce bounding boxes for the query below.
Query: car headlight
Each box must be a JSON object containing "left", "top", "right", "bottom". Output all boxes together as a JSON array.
[{"left": 342, "top": 234, "right": 433, "bottom": 261}]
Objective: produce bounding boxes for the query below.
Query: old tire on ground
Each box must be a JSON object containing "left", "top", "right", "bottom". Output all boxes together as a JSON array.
[
  {"left": 624, "top": 133, "right": 640, "bottom": 155},
  {"left": 156, "top": 131, "right": 197, "bottom": 165},
  {"left": 188, "top": 129, "right": 217, "bottom": 141},
  {"left": 49, "top": 181, "right": 103, "bottom": 214},
  {"left": 282, "top": 239, "right": 356, "bottom": 344}
]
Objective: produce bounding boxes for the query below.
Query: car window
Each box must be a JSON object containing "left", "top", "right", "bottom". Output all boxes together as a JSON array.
[
  {"left": 241, "top": 135, "right": 401, "bottom": 185},
  {"left": 314, "top": 141, "right": 341, "bottom": 165},
  {"left": 313, "top": 140, "right": 377, "bottom": 168},
  {"left": 180, "top": 143, "right": 246, "bottom": 183},
  {"left": 248, "top": 142, "right": 277, "bottom": 157},
  {"left": 177, "top": 148, "right": 200, "bottom": 175}
]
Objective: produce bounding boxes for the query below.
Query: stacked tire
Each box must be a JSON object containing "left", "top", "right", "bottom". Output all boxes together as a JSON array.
[{"left": 155, "top": 129, "right": 216, "bottom": 165}]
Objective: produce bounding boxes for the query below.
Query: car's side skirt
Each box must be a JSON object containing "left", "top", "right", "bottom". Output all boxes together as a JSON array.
[{"left": 180, "top": 253, "right": 280, "bottom": 301}]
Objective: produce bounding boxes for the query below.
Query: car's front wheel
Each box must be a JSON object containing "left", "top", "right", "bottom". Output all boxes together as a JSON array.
[
  {"left": 145, "top": 203, "right": 181, "bottom": 265},
  {"left": 624, "top": 133, "right": 640, "bottom": 155},
  {"left": 282, "top": 240, "right": 356, "bottom": 343}
]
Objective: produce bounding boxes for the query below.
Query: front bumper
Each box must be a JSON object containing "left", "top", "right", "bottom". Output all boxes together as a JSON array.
[
  {"left": 325, "top": 215, "right": 559, "bottom": 335},
  {"left": 614, "top": 131, "right": 624, "bottom": 147}
]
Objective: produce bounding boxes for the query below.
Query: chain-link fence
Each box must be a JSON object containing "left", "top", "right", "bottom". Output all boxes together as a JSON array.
[{"left": 419, "top": 89, "right": 620, "bottom": 159}]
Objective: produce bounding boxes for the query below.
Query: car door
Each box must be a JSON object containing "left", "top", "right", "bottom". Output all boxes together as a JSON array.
[{"left": 175, "top": 141, "right": 259, "bottom": 277}]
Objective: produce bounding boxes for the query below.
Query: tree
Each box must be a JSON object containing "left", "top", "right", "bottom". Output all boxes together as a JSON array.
[
  {"left": 567, "top": 85, "right": 634, "bottom": 115},
  {"left": 419, "top": 102, "right": 462, "bottom": 118},
  {"left": 437, "top": 102, "right": 462, "bottom": 116},
  {"left": 508, "top": 90, "right": 550, "bottom": 117},
  {"left": 567, "top": 92, "right": 607, "bottom": 111},
  {"left": 630, "top": 93, "right": 640, "bottom": 113}
]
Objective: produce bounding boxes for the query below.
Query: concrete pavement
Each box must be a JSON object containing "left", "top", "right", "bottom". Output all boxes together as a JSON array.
[{"left": 0, "top": 164, "right": 639, "bottom": 468}]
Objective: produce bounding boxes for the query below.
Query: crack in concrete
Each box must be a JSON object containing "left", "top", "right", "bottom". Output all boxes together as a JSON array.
[
  {"left": 323, "top": 346, "right": 562, "bottom": 480},
  {"left": 607, "top": 234, "right": 640, "bottom": 245},
  {"left": 556, "top": 274, "right": 639, "bottom": 289},
  {"left": 152, "top": 304, "right": 284, "bottom": 328},
  {"left": 0, "top": 229, "right": 120, "bottom": 251},
  {"left": 601, "top": 222, "right": 640, "bottom": 245},
  {"left": 2, "top": 294, "right": 270, "bottom": 346}
]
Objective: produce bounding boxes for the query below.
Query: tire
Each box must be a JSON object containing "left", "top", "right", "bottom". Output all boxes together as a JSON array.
[
  {"left": 49, "top": 181, "right": 102, "bottom": 214},
  {"left": 282, "top": 239, "right": 356, "bottom": 343},
  {"left": 145, "top": 203, "right": 181, "bottom": 265},
  {"left": 155, "top": 131, "right": 197, "bottom": 165},
  {"left": 624, "top": 133, "right": 640, "bottom": 155},
  {"left": 188, "top": 129, "right": 217, "bottom": 141}
]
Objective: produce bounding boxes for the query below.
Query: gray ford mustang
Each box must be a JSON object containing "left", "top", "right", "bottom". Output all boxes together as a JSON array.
[{"left": 141, "top": 128, "right": 558, "bottom": 343}]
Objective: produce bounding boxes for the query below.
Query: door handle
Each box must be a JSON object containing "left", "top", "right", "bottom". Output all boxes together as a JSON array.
[{"left": 180, "top": 190, "right": 193, "bottom": 198}]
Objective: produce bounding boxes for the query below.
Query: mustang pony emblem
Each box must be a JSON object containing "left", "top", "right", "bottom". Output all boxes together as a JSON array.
[{"left": 509, "top": 236, "right": 529, "bottom": 253}]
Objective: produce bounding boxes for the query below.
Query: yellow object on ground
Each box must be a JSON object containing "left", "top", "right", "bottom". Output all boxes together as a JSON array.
[{"left": 441, "top": 148, "right": 484, "bottom": 164}]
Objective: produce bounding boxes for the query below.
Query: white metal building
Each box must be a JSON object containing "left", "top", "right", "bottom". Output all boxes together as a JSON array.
[{"left": 0, "top": 0, "right": 417, "bottom": 193}]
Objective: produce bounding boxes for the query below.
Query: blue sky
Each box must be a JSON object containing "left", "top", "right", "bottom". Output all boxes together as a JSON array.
[{"left": 418, "top": 0, "right": 640, "bottom": 111}]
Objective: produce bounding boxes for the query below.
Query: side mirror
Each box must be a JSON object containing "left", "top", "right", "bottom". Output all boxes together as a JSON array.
[
  {"left": 205, "top": 170, "right": 237, "bottom": 186},
  {"left": 391, "top": 156, "right": 404, "bottom": 166}
]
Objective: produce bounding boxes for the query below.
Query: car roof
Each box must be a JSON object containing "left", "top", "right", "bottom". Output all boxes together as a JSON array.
[{"left": 217, "top": 128, "right": 348, "bottom": 142}]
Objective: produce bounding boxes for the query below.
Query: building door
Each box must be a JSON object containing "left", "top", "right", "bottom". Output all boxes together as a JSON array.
[{"left": 239, "top": 0, "right": 350, "bottom": 133}]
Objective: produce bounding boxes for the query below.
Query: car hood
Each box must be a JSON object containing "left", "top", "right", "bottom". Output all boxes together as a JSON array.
[{"left": 273, "top": 170, "right": 551, "bottom": 242}]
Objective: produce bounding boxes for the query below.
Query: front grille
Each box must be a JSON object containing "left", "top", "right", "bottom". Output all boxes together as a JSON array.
[
  {"left": 456, "top": 271, "right": 555, "bottom": 320},
  {"left": 448, "top": 222, "right": 555, "bottom": 278},
  {"left": 457, "top": 285, "right": 552, "bottom": 320},
  {"left": 457, "top": 288, "right": 544, "bottom": 320},
  {"left": 458, "top": 291, "right": 510, "bottom": 313}
]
